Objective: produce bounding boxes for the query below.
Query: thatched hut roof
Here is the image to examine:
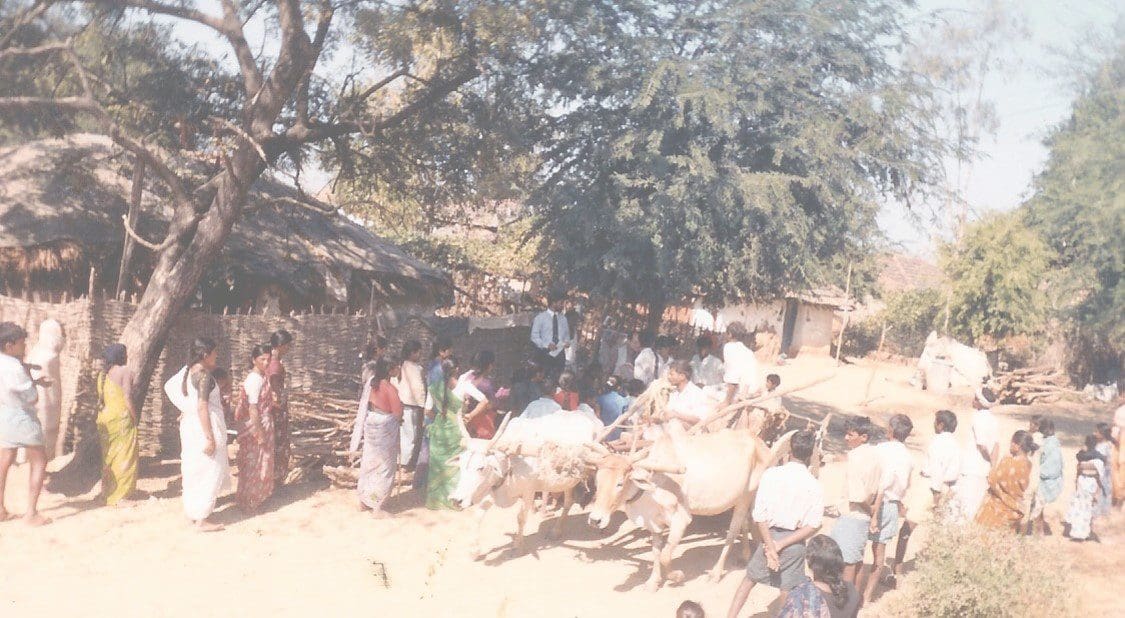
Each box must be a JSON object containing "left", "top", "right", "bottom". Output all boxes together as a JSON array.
[{"left": 0, "top": 134, "right": 450, "bottom": 307}]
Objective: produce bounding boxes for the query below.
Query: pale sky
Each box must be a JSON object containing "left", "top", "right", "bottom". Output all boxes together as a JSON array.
[{"left": 162, "top": 1, "right": 1120, "bottom": 258}]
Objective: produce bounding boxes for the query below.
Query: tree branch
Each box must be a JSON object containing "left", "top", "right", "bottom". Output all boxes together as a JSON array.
[
  {"left": 121, "top": 214, "right": 173, "bottom": 251},
  {"left": 0, "top": 0, "right": 53, "bottom": 51},
  {"left": 285, "top": 61, "right": 481, "bottom": 145},
  {"left": 0, "top": 41, "right": 69, "bottom": 62},
  {"left": 83, "top": 0, "right": 225, "bottom": 31},
  {"left": 217, "top": 0, "right": 264, "bottom": 96}
]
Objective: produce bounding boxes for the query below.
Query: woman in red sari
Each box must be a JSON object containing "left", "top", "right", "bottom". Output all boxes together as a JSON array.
[
  {"left": 459, "top": 351, "right": 498, "bottom": 439},
  {"left": 267, "top": 329, "right": 293, "bottom": 488},
  {"left": 236, "top": 344, "right": 276, "bottom": 512}
]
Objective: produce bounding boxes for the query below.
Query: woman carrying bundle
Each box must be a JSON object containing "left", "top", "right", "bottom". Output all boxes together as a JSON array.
[
  {"left": 96, "top": 343, "right": 139, "bottom": 506},
  {"left": 235, "top": 344, "right": 276, "bottom": 512}
]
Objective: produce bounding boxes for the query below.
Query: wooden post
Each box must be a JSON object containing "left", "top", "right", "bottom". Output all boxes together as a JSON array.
[
  {"left": 116, "top": 160, "right": 145, "bottom": 299},
  {"left": 834, "top": 262, "right": 853, "bottom": 366}
]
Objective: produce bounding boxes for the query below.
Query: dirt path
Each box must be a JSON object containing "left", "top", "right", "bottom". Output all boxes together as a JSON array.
[{"left": 0, "top": 356, "right": 1117, "bottom": 617}]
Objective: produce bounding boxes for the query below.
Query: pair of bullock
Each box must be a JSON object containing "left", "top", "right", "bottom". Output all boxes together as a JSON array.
[{"left": 448, "top": 401, "right": 812, "bottom": 590}]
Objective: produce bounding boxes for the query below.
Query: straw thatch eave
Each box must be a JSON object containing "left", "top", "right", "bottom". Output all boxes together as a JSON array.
[{"left": 0, "top": 134, "right": 451, "bottom": 308}]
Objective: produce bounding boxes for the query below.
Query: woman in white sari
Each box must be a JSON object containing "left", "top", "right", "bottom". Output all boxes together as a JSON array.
[{"left": 165, "top": 337, "right": 230, "bottom": 531}]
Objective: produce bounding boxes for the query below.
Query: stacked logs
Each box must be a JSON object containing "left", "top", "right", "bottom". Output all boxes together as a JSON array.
[
  {"left": 993, "top": 367, "right": 1074, "bottom": 405},
  {"left": 285, "top": 391, "right": 356, "bottom": 484}
]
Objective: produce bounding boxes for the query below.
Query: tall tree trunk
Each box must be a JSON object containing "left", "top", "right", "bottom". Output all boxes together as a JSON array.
[{"left": 121, "top": 150, "right": 263, "bottom": 410}]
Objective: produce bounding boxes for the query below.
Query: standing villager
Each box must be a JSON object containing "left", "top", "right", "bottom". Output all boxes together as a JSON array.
[
  {"left": 665, "top": 360, "right": 709, "bottom": 432},
  {"left": 165, "top": 337, "right": 230, "bottom": 532},
  {"left": 414, "top": 337, "right": 454, "bottom": 493},
  {"left": 721, "top": 322, "right": 762, "bottom": 409},
  {"left": 1113, "top": 403, "right": 1125, "bottom": 508},
  {"left": 360, "top": 335, "right": 388, "bottom": 388},
  {"left": 1027, "top": 418, "right": 1063, "bottom": 535},
  {"left": 829, "top": 416, "right": 879, "bottom": 585},
  {"left": 0, "top": 322, "right": 52, "bottom": 526},
  {"left": 350, "top": 356, "right": 403, "bottom": 518},
  {"left": 564, "top": 306, "right": 582, "bottom": 371},
  {"left": 395, "top": 340, "right": 427, "bottom": 472},
  {"left": 728, "top": 431, "right": 824, "bottom": 617},
  {"left": 267, "top": 329, "right": 294, "bottom": 489},
  {"left": 425, "top": 360, "right": 464, "bottom": 510},
  {"left": 459, "top": 351, "right": 497, "bottom": 439},
  {"left": 596, "top": 376, "right": 628, "bottom": 441},
  {"left": 860, "top": 415, "right": 913, "bottom": 602},
  {"left": 634, "top": 334, "right": 674, "bottom": 386},
  {"left": 690, "top": 334, "right": 725, "bottom": 389},
  {"left": 234, "top": 344, "right": 276, "bottom": 513},
  {"left": 96, "top": 344, "right": 138, "bottom": 507},
  {"left": 26, "top": 319, "right": 65, "bottom": 461},
  {"left": 508, "top": 361, "right": 544, "bottom": 419},
  {"left": 530, "top": 290, "right": 570, "bottom": 379},
  {"left": 778, "top": 535, "right": 861, "bottom": 618},
  {"left": 1093, "top": 423, "right": 1114, "bottom": 518},
  {"left": 920, "top": 410, "right": 960, "bottom": 515},
  {"left": 952, "top": 387, "right": 1000, "bottom": 521},
  {"left": 1065, "top": 436, "right": 1106, "bottom": 541},
  {"left": 976, "top": 430, "right": 1037, "bottom": 531}
]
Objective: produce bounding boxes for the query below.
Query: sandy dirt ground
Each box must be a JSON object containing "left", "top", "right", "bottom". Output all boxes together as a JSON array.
[{"left": 0, "top": 355, "right": 1120, "bottom": 617}]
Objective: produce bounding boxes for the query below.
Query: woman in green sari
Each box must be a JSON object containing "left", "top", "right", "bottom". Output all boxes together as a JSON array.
[{"left": 426, "top": 360, "right": 464, "bottom": 510}]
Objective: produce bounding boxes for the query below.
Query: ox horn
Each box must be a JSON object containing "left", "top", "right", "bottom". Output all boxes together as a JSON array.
[
  {"left": 633, "top": 461, "right": 685, "bottom": 475},
  {"left": 484, "top": 412, "right": 514, "bottom": 453},
  {"left": 587, "top": 442, "right": 610, "bottom": 456}
]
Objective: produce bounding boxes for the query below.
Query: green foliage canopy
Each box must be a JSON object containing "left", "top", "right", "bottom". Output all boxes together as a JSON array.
[
  {"left": 941, "top": 211, "right": 1051, "bottom": 343},
  {"left": 1025, "top": 47, "right": 1124, "bottom": 363},
  {"left": 530, "top": 0, "right": 948, "bottom": 308}
]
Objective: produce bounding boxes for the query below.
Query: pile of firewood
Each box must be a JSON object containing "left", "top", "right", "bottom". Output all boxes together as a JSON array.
[
  {"left": 285, "top": 391, "right": 357, "bottom": 483},
  {"left": 993, "top": 367, "right": 1075, "bottom": 405}
]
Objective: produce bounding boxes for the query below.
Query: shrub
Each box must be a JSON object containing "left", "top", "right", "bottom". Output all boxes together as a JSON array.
[
  {"left": 878, "top": 525, "right": 1079, "bottom": 618},
  {"left": 843, "top": 288, "right": 943, "bottom": 358}
]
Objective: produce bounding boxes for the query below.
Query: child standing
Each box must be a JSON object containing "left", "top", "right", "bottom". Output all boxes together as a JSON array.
[{"left": 1065, "top": 436, "right": 1107, "bottom": 541}]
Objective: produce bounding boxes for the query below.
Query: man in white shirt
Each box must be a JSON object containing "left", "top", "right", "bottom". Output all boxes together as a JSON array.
[
  {"left": 728, "top": 430, "right": 823, "bottom": 617},
  {"left": 664, "top": 360, "right": 711, "bottom": 431},
  {"left": 394, "top": 341, "right": 427, "bottom": 470},
  {"left": 530, "top": 291, "right": 570, "bottom": 378},
  {"left": 721, "top": 322, "right": 762, "bottom": 409},
  {"left": 953, "top": 387, "right": 999, "bottom": 522},
  {"left": 690, "top": 334, "right": 725, "bottom": 388},
  {"left": 921, "top": 409, "right": 960, "bottom": 498},
  {"left": 861, "top": 414, "right": 914, "bottom": 603},
  {"left": 633, "top": 334, "right": 674, "bottom": 386},
  {"left": 829, "top": 416, "right": 880, "bottom": 584}
]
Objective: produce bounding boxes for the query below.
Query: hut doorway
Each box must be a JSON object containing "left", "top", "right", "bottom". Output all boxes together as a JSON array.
[{"left": 780, "top": 298, "right": 799, "bottom": 355}]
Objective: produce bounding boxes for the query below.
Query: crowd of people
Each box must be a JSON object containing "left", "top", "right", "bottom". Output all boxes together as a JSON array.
[{"left": 2, "top": 301, "right": 1124, "bottom": 616}]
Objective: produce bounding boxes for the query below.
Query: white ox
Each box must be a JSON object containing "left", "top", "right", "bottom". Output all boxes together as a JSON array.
[
  {"left": 918, "top": 331, "right": 992, "bottom": 388},
  {"left": 586, "top": 428, "right": 792, "bottom": 590},
  {"left": 449, "top": 410, "right": 604, "bottom": 559}
]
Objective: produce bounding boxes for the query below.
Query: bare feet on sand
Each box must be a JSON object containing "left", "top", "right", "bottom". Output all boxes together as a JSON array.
[
  {"left": 24, "top": 513, "right": 52, "bottom": 527},
  {"left": 195, "top": 520, "right": 224, "bottom": 532},
  {"left": 0, "top": 510, "right": 17, "bottom": 522}
]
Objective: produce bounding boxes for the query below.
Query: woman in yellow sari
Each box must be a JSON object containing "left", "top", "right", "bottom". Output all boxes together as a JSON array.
[
  {"left": 976, "top": 430, "right": 1036, "bottom": 531},
  {"left": 97, "top": 344, "right": 138, "bottom": 506}
]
